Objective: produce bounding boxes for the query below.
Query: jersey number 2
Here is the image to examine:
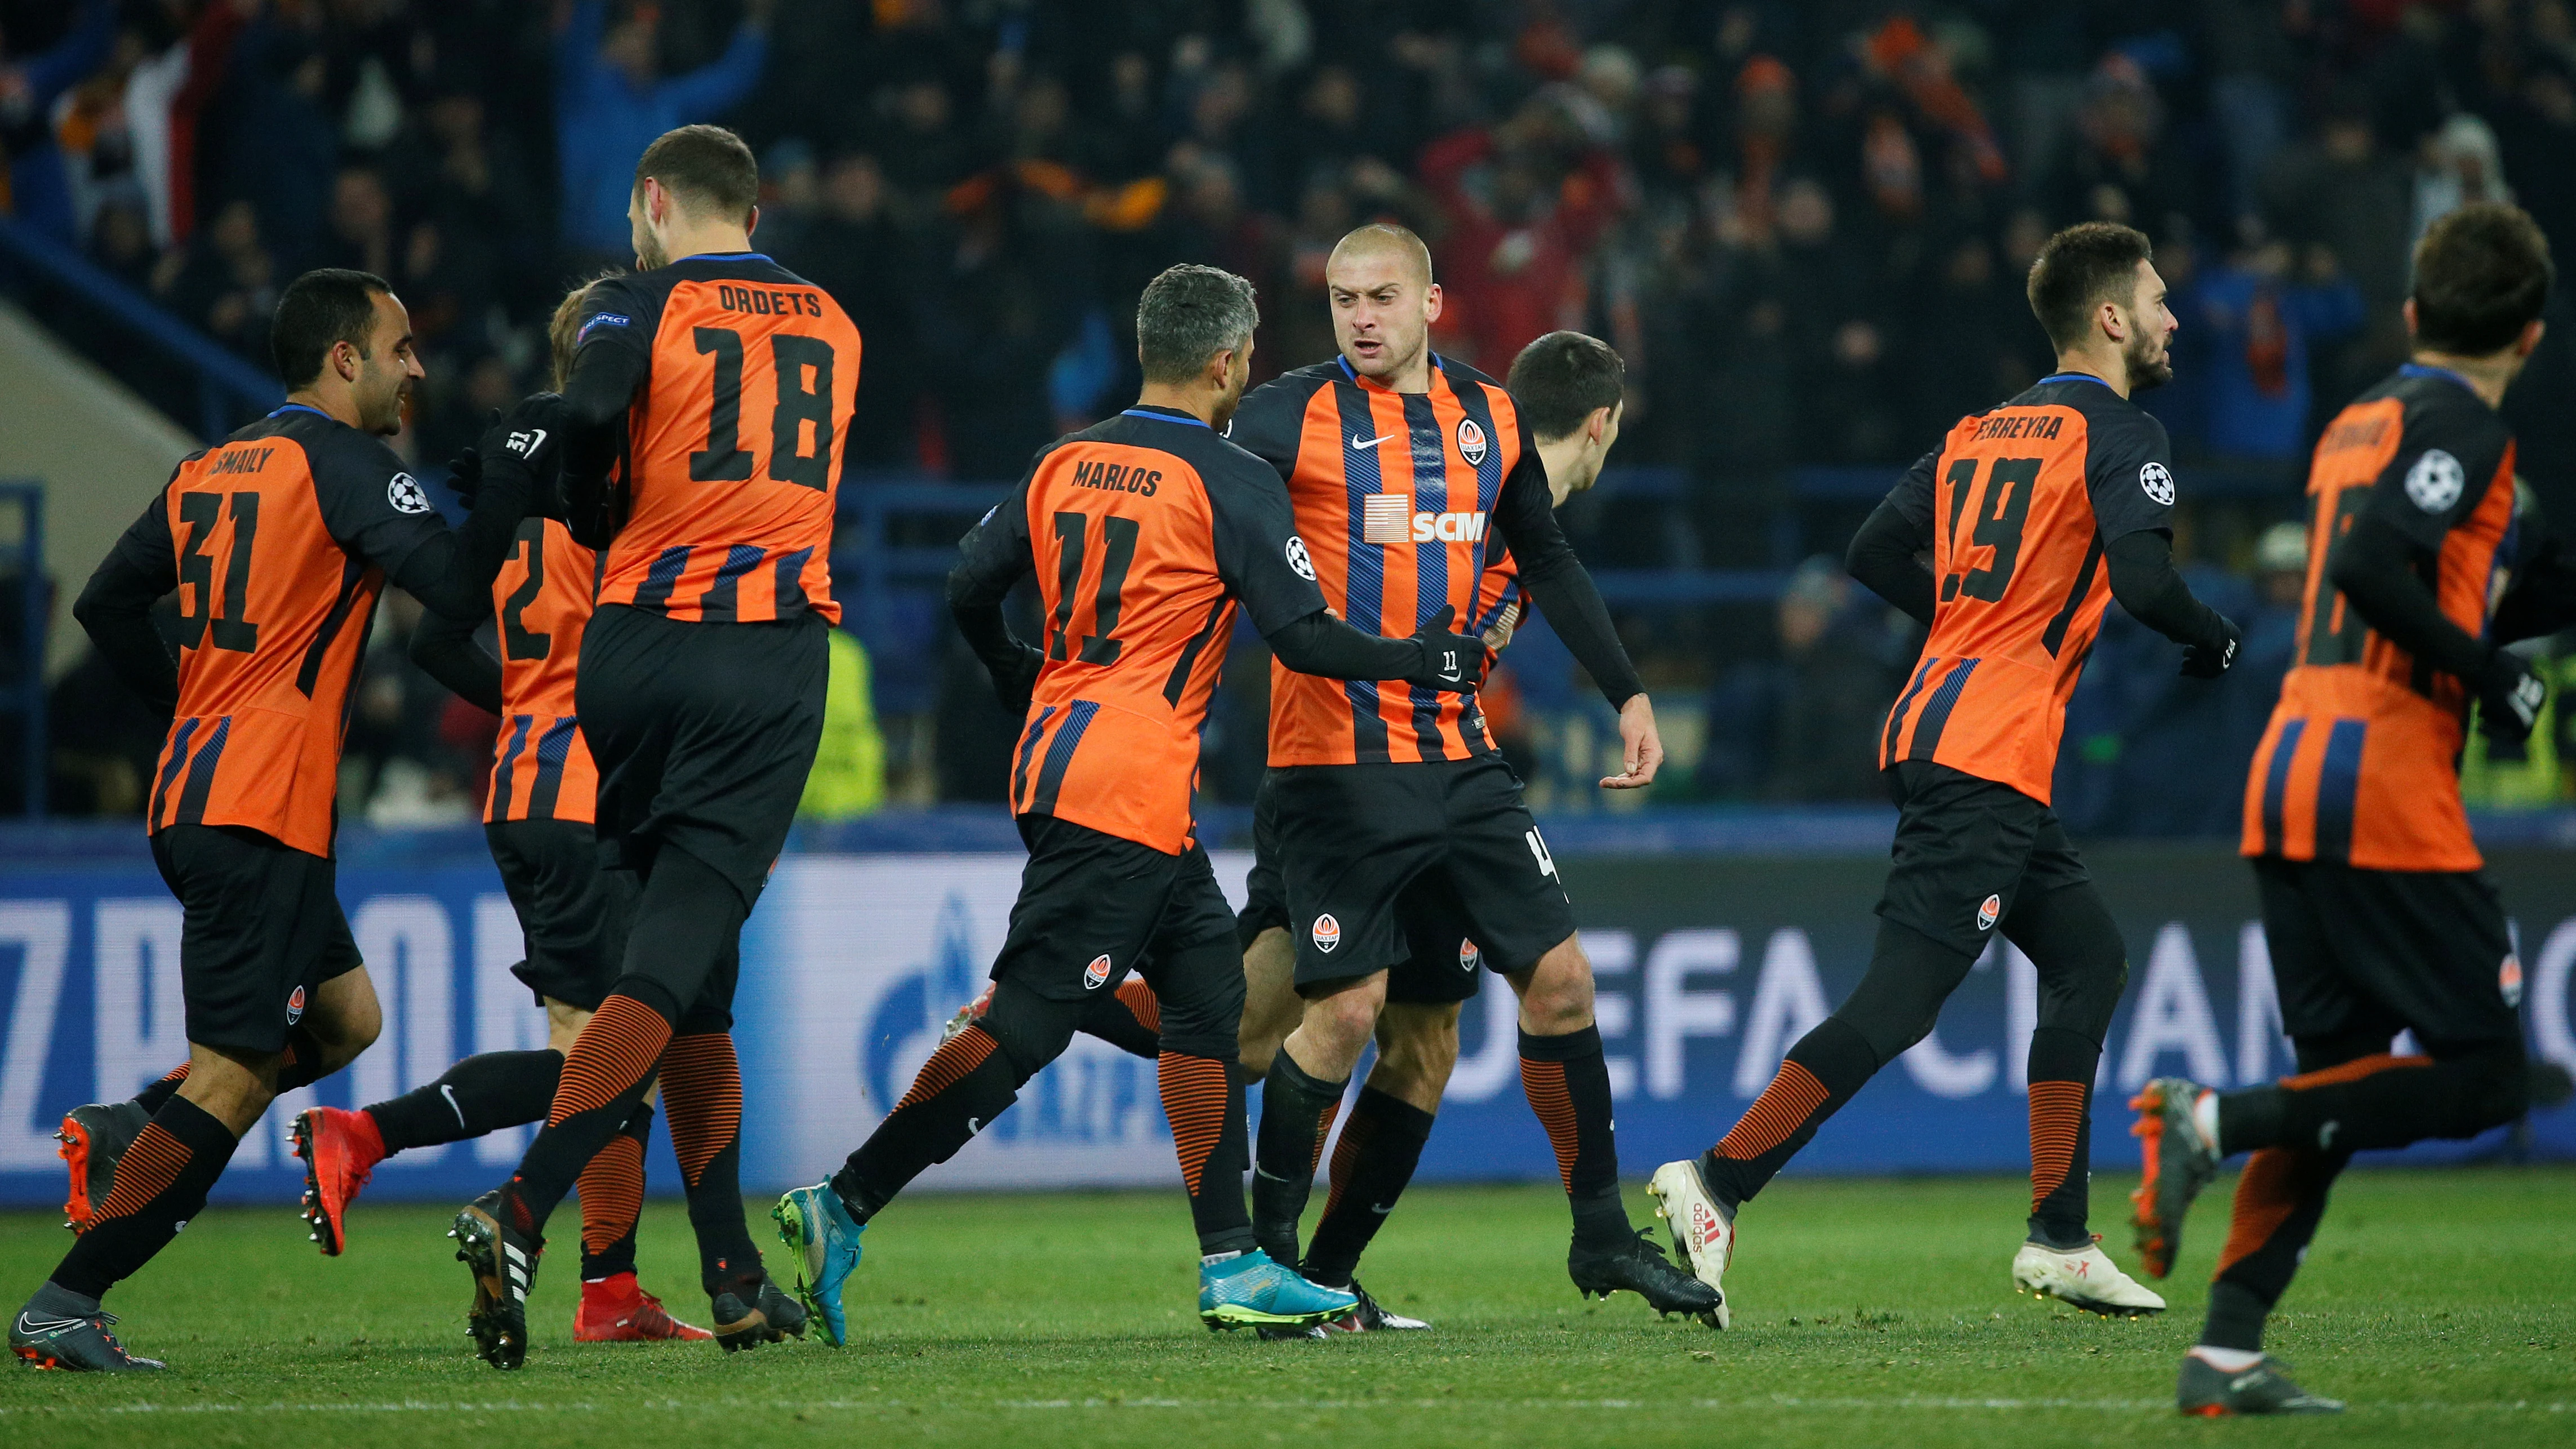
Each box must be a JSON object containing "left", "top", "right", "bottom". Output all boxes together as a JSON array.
[
  {"left": 689, "top": 326, "right": 835, "bottom": 490},
  {"left": 1048, "top": 511, "right": 1140, "bottom": 665},
  {"left": 176, "top": 490, "right": 259, "bottom": 653},
  {"left": 1939, "top": 456, "right": 2040, "bottom": 603},
  {"left": 501, "top": 521, "right": 551, "bottom": 661}
]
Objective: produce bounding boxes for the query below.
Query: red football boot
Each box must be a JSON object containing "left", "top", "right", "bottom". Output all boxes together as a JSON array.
[
  {"left": 291, "top": 1106, "right": 385, "bottom": 1256},
  {"left": 576, "top": 1273, "right": 715, "bottom": 1342}
]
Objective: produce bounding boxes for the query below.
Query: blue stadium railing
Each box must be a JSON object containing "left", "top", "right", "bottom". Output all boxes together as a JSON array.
[{"left": 0, "top": 216, "right": 281, "bottom": 441}]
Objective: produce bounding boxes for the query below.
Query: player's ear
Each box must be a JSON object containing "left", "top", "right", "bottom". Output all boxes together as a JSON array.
[
  {"left": 1422, "top": 282, "right": 1443, "bottom": 325},
  {"left": 2401, "top": 297, "right": 2417, "bottom": 340},
  {"left": 744, "top": 203, "right": 759, "bottom": 238},
  {"left": 2518, "top": 317, "right": 2546, "bottom": 358}
]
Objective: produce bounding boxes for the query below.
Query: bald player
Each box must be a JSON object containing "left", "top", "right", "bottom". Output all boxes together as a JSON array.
[{"left": 1220, "top": 227, "right": 1715, "bottom": 1321}]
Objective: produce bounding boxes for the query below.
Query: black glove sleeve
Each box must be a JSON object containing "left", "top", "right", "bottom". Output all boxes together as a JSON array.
[
  {"left": 2105, "top": 530, "right": 2238, "bottom": 674},
  {"left": 1491, "top": 447, "right": 1643, "bottom": 707},
  {"left": 407, "top": 600, "right": 504, "bottom": 715},
  {"left": 1847, "top": 494, "right": 1936, "bottom": 625},
  {"left": 72, "top": 540, "right": 179, "bottom": 712},
  {"left": 560, "top": 343, "right": 646, "bottom": 540},
  {"left": 2332, "top": 513, "right": 2544, "bottom": 741},
  {"left": 1266, "top": 605, "right": 1485, "bottom": 692}
]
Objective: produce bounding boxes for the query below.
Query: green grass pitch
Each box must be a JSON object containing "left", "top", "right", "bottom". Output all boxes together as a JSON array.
[{"left": 1, "top": 1168, "right": 2569, "bottom": 1447}]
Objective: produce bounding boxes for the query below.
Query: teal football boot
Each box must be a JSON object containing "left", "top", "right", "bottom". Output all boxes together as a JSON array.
[
  {"left": 1199, "top": 1250, "right": 1357, "bottom": 1332},
  {"left": 772, "top": 1181, "right": 864, "bottom": 1347}
]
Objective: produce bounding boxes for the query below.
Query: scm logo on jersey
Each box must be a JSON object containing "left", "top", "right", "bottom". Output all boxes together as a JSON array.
[
  {"left": 1412, "top": 510, "right": 1489, "bottom": 543},
  {"left": 1312, "top": 913, "right": 1341, "bottom": 953},
  {"left": 1082, "top": 953, "right": 1113, "bottom": 990}
]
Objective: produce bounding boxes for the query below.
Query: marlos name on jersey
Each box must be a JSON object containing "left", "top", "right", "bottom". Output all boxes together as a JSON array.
[{"left": 1070, "top": 459, "right": 1162, "bottom": 496}]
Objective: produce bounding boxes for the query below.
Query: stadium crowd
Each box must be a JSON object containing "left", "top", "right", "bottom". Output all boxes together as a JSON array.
[{"left": 6, "top": 0, "right": 2576, "bottom": 823}]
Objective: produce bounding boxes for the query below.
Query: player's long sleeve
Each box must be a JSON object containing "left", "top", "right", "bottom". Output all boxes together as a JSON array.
[
  {"left": 1489, "top": 457, "right": 1644, "bottom": 708},
  {"left": 2328, "top": 514, "right": 2492, "bottom": 679},
  {"left": 1263, "top": 608, "right": 1454, "bottom": 685},
  {"left": 558, "top": 342, "right": 648, "bottom": 539},
  {"left": 389, "top": 464, "right": 536, "bottom": 622},
  {"left": 946, "top": 485, "right": 1044, "bottom": 706},
  {"left": 408, "top": 601, "right": 504, "bottom": 715},
  {"left": 1847, "top": 495, "right": 1936, "bottom": 625},
  {"left": 72, "top": 528, "right": 179, "bottom": 712},
  {"left": 2103, "top": 530, "right": 2233, "bottom": 654}
]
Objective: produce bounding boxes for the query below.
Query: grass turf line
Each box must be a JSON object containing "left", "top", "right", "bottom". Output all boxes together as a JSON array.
[{"left": 0, "top": 1168, "right": 2568, "bottom": 1448}]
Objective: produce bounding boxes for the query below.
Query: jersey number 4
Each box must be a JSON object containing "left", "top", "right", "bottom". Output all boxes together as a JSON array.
[
  {"left": 1048, "top": 511, "right": 1139, "bottom": 665},
  {"left": 1939, "top": 456, "right": 2040, "bottom": 603},
  {"left": 176, "top": 490, "right": 259, "bottom": 653},
  {"left": 689, "top": 326, "right": 835, "bottom": 490}
]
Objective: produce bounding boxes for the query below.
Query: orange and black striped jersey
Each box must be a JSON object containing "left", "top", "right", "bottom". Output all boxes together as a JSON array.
[
  {"left": 951, "top": 407, "right": 1331, "bottom": 854},
  {"left": 1876, "top": 374, "right": 2178, "bottom": 803},
  {"left": 109, "top": 406, "right": 453, "bottom": 856},
  {"left": 484, "top": 517, "right": 602, "bottom": 824},
  {"left": 1472, "top": 544, "right": 1523, "bottom": 643},
  {"left": 1227, "top": 355, "right": 1589, "bottom": 766},
  {"left": 2242, "top": 366, "right": 2520, "bottom": 870},
  {"left": 572, "top": 253, "right": 859, "bottom": 624}
]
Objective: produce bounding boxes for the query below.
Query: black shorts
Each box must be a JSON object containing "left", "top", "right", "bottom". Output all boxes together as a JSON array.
[
  {"left": 487, "top": 818, "right": 637, "bottom": 1012},
  {"left": 1875, "top": 761, "right": 2090, "bottom": 959},
  {"left": 2252, "top": 855, "right": 2522, "bottom": 1050},
  {"left": 1270, "top": 755, "right": 1573, "bottom": 992},
  {"left": 1238, "top": 775, "right": 1491, "bottom": 1004},
  {"left": 994, "top": 814, "right": 1241, "bottom": 1006},
  {"left": 150, "top": 824, "right": 362, "bottom": 1055},
  {"left": 577, "top": 603, "right": 827, "bottom": 906}
]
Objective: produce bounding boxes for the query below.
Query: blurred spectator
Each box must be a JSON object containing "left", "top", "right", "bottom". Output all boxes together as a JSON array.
[
  {"left": 799, "top": 628, "right": 887, "bottom": 821},
  {"left": 1698, "top": 557, "right": 1906, "bottom": 803},
  {"left": 2182, "top": 239, "right": 2364, "bottom": 465},
  {"left": 2412, "top": 113, "right": 2513, "bottom": 251},
  {"left": 554, "top": 0, "right": 771, "bottom": 265},
  {"left": 784, "top": 151, "right": 922, "bottom": 468},
  {"left": 154, "top": 197, "right": 275, "bottom": 366},
  {"left": 1420, "top": 92, "right": 1621, "bottom": 371},
  {"left": 0, "top": 0, "right": 116, "bottom": 243}
]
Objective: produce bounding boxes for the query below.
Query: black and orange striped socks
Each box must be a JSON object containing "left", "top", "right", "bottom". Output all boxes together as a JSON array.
[
  {"left": 51, "top": 1096, "right": 239, "bottom": 1299},
  {"left": 1303, "top": 1086, "right": 1434, "bottom": 1284},
  {"left": 1079, "top": 977, "right": 1163, "bottom": 1058},
  {"left": 2025, "top": 1025, "right": 2100, "bottom": 1248},
  {"left": 495, "top": 992, "right": 671, "bottom": 1242},
  {"left": 1251, "top": 1052, "right": 1346, "bottom": 1264},
  {"left": 131, "top": 1061, "right": 190, "bottom": 1115},
  {"left": 1703, "top": 1015, "right": 1876, "bottom": 1212},
  {"left": 2202, "top": 1144, "right": 2349, "bottom": 1349},
  {"left": 577, "top": 1100, "right": 654, "bottom": 1282},
  {"left": 1519, "top": 1026, "right": 1630, "bottom": 1247},
  {"left": 833, "top": 1024, "right": 1021, "bottom": 1223},
  {"left": 661, "top": 1032, "right": 762, "bottom": 1295},
  {"left": 1159, "top": 1050, "right": 1254, "bottom": 1255}
]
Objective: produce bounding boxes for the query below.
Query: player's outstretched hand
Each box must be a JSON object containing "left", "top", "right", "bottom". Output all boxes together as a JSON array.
[
  {"left": 478, "top": 393, "right": 565, "bottom": 479},
  {"left": 1406, "top": 605, "right": 1488, "bottom": 694},
  {"left": 2180, "top": 614, "right": 2241, "bottom": 678},
  {"left": 2476, "top": 648, "right": 2547, "bottom": 744},
  {"left": 1603, "top": 692, "right": 1662, "bottom": 790}
]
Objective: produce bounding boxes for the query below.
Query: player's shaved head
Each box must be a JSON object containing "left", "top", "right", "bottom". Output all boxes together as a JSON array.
[{"left": 1328, "top": 223, "right": 1434, "bottom": 288}]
